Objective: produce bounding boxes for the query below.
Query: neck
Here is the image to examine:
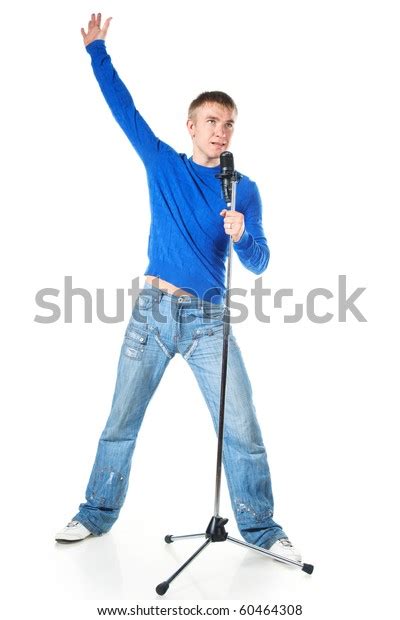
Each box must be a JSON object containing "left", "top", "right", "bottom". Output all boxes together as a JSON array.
[{"left": 191, "top": 153, "right": 219, "bottom": 168}]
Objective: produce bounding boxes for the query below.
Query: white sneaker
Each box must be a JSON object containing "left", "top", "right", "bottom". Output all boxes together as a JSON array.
[
  {"left": 268, "top": 538, "right": 302, "bottom": 562},
  {"left": 55, "top": 520, "right": 92, "bottom": 543}
]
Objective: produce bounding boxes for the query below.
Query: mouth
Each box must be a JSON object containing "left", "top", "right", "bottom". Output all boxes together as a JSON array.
[{"left": 211, "top": 142, "right": 226, "bottom": 149}]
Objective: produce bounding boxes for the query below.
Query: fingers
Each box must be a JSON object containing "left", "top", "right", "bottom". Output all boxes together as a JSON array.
[
  {"left": 87, "top": 13, "right": 101, "bottom": 32},
  {"left": 220, "top": 210, "right": 244, "bottom": 238},
  {"left": 81, "top": 13, "right": 112, "bottom": 43},
  {"left": 220, "top": 210, "right": 242, "bottom": 224},
  {"left": 102, "top": 16, "right": 113, "bottom": 36}
]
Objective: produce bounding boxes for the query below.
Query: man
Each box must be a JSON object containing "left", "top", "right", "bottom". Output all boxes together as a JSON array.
[{"left": 55, "top": 13, "right": 301, "bottom": 562}]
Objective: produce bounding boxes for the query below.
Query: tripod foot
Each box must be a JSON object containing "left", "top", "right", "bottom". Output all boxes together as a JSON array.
[
  {"left": 164, "top": 535, "right": 173, "bottom": 544},
  {"left": 156, "top": 581, "right": 170, "bottom": 596},
  {"left": 302, "top": 563, "right": 314, "bottom": 575}
]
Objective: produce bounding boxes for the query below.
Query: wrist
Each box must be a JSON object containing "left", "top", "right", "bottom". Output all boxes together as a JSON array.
[
  {"left": 233, "top": 225, "right": 245, "bottom": 243},
  {"left": 85, "top": 38, "right": 106, "bottom": 50}
]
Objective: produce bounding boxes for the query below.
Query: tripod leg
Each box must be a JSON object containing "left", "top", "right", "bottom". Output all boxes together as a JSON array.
[
  {"left": 165, "top": 533, "right": 205, "bottom": 543},
  {"left": 156, "top": 538, "right": 212, "bottom": 595},
  {"left": 227, "top": 536, "right": 314, "bottom": 573}
]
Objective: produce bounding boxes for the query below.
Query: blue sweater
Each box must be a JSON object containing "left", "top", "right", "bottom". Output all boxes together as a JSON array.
[{"left": 86, "top": 40, "right": 270, "bottom": 302}]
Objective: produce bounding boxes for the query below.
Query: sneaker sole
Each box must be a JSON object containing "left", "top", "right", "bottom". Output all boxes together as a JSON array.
[{"left": 55, "top": 535, "right": 92, "bottom": 544}]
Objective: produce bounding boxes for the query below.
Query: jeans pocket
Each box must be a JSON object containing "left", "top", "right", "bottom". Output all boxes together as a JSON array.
[
  {"left": 132, "top": 290, "right": 160, "bottom": 323},
  {"left": 123, "top": 326, "right": 148, "bottom": 360},
  {"left": 137, "top": 293, "right": 157, "bottom": 310},
  {"left": 183, "top": 324, "right": 224, "bottom": 359},
  {"left": 202, "top": 303, "right": 225, "bottom": 321}
]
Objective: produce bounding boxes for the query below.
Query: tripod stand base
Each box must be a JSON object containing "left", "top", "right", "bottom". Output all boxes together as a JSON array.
[{"left": 156, "top": 516, "right": 314, "bottom": 595}]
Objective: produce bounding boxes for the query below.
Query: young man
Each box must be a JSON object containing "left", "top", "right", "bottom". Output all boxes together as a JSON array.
[{"left": 55, "top": 13, "right": 301, "bottom": 562}]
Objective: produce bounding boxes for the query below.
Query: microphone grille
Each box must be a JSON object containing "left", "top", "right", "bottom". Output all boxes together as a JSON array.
[{"left": 220, "top": 151, "right": 234, "bottom": 173}]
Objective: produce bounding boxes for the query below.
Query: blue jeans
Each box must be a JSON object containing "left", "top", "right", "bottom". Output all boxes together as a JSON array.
[{"left": 74, "top": 284, "right": 287, "bottom": 549}]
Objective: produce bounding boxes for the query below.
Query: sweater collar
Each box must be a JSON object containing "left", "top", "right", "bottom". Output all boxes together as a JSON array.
[{"left": 188, "top": 156, "right": 221, "bottom": 176}]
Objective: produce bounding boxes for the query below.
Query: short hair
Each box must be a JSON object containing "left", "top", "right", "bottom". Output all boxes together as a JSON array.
[{"left": 188, "top": 91, "right": 238, "bottom": 119}]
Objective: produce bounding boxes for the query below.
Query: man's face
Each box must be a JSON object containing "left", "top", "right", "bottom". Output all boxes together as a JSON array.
[{"left": 187, "top": 102, "right": 236, "bottom": 167}]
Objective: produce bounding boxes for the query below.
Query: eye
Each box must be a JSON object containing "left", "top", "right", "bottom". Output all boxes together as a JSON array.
[
  {"left": 207, "top": 119, "right": 216, "bottom": 124},
  {"left": 226, "top": 122, "right": 233, "bottom": 129}
]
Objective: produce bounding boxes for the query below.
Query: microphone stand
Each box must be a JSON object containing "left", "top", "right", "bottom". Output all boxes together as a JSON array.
[{"left": 155, "top": 153, "right": 314, "bottom": 596}]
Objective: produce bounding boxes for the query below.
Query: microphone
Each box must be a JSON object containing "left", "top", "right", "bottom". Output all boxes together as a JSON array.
[
  {"left": 220, "top": 151, "right": 235, "bottom": 203},
  {"left": 220, "top": 151, "right": 234, "bottom": 175}
]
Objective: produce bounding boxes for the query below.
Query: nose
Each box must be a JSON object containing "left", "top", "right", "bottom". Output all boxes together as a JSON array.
[{"left": 215, "top": 123, "right": 226, "bottom": 138}]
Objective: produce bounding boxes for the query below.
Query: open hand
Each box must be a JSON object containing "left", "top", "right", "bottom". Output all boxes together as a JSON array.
[{"left": 81, "top": 13, "right": 112, "bottom": 47}]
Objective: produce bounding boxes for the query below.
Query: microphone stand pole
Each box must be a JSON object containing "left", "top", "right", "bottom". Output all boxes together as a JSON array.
[{"left": 155, "top": 154, "right": 313, "bottom": 596}]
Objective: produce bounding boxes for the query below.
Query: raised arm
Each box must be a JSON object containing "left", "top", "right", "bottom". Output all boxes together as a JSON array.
[{"left": 81, "top": 13, "right": 165, "bottom": 164}]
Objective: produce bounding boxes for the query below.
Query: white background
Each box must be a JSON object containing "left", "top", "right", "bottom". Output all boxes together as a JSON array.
[{"left": 1, "top": 0, "right": 399, "bottom": 617}]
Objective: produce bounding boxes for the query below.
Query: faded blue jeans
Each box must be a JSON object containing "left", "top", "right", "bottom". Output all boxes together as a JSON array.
[{"left": 74, "top": 283, "right": 287, "bottom": 549}]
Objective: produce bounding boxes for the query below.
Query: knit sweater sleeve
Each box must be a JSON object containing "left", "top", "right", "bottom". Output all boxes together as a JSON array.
[
  {"left": 85, "top": 40, "right": 165, "bottom": 164},
  {"left": 233, "top": 182, "right": 270, "bottom": 274}
]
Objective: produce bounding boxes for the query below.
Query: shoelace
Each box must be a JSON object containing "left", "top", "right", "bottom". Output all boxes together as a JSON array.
[
  {"left": 67, "top": 521, "right": 79, "bottom": 528},
  {"left": 278, "top": 539, "right": 293, "bottom": 547}
]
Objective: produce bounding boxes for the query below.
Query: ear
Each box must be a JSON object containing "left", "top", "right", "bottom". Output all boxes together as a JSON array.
[{"left": 186, "top": 118, "right": 195, "bottom": 138}]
